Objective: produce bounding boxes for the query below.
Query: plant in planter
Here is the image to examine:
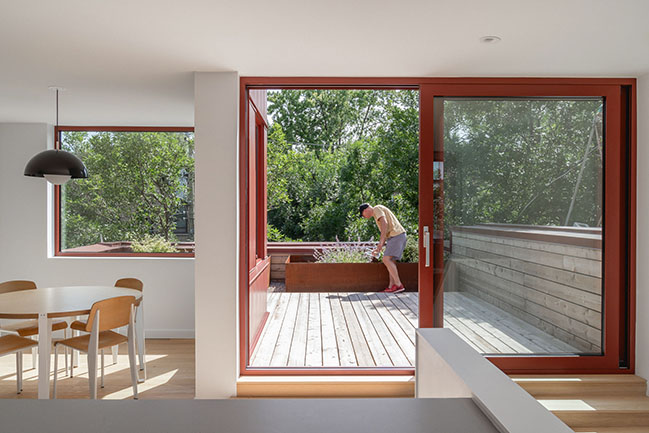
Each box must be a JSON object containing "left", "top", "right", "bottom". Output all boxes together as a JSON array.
[
  {"left": 313, "top": 238, "right": 375, "bottom": 263},
  {"left": 285, "top": 237, "right": 418, "bottom": 292}
]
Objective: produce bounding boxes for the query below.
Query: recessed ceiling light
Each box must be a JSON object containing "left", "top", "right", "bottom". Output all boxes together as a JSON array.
[{"left": 480, "top": 35, "right": 502, "bottom": 44}]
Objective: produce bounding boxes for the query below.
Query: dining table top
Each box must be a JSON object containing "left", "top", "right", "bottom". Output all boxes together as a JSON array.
[{"left": 0, "top": 285, "right": 143, "bottom": 319}]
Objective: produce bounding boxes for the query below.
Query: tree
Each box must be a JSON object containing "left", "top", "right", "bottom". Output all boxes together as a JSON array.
[
  {"left": 266, "top": 89, "right": 603, "bottom": 248},
  {"left": 60, "top": 131, "right": 194, "bottom": 250},
  {"left": 267, "top": 90, "right": 419, "bottom": 243}
]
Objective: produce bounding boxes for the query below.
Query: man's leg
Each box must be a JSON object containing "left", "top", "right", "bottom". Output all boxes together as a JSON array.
[{"left": 382, "top": 255, "right": 403, "bottom": 287}]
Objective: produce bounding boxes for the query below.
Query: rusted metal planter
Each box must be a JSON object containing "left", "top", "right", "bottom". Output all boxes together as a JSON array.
[{"left": 285, "top": 255, "right": 418, "bottom": 292}]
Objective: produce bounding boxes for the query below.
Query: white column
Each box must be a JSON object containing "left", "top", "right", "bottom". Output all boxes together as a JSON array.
[
  {"left": 636, "top": 73, "right": 649, "bottom": 390},
  {"left": 194, "top": 71, "right": 240, "bottom": 399}
]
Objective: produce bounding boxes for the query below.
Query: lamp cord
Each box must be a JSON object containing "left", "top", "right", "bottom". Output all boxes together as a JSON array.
[{"left": 55, "top": 89, "right": 59, "bottom": 148}]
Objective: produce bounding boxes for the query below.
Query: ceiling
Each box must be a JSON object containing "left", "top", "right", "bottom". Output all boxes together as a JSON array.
[{"left": 1, "top": 0, "right": 648, "bottom": 125}]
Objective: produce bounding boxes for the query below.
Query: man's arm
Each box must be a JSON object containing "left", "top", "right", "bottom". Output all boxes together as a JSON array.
[{"left": 374, "top": 216, "right": 388, "bottom": 255}]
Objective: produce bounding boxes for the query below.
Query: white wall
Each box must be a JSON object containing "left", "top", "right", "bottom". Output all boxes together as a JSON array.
[
  {"left": 0, "top": 123, "right": 195, "bottom": 338},
  {"left": 194, "top": 72, "right": 240, "bottom": 399},
  {"left": 637, "top": 73, "right": 649, "bottom": 385}
]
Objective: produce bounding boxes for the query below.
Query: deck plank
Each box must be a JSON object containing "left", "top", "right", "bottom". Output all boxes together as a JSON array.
[
  {"left": 445, "top": 296, "right": 522, "bottom": 353},
  {"left": 445, "top": 293, "right": 539, "bottom": 353},
  {"left": 319, "top": 293, "right": 340, "bottom": 367},
  {"left": 356, "top": 293, "right": 411, "bottom": 366},
  {"left": 252, "top": 288, "right": 581, "bottom": 368},
  {"left": 348, "top": 293, "right": 392, "bottom": 366},
  {"left": 270, "top": 293, "right": 300, "bottom": 366},
  {"left": 250, "top": 290, "right": 290, "bottom": 365},
  {"left": 338, "top": 293, "right": 376, "bottom": 367},
  {"left": 365, "top": 293, "right": 416, "bottom": 365},
  {"left": 328, "top": 294, "right": 358, "bottom": 367},
  {"left": 374, "top": 293, "right": 416, "bottom": 345},
  {"left": 288, "top": 293, "right": 310, "bottom": 366},
  {"left": 305, "top": 293, "right": 323, "bottom": 366},
  {"left": 450, "top": 292, "right": 578, "bottom": 353}
]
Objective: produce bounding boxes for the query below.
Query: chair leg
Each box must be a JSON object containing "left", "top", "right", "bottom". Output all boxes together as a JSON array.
[
  {"left": 88, "top": 350, "right": 97, "bottom": 399},
  {"left": 16, "top": 352, "right": 22, "bottom": 394},
  {"left": 64, "top": 328, "right": 69, "bottom": 373},
  {"left": 69, "top": 349, "right": 74, "bottom": 377},
  {"left": 52, "top": 345, "right": 59, "bottom": 398},
  {"left": 100, "top": 349, "right": 105, "bottom": 388},
  {"left": 128, "top": 333, "right": 138, "bottom": 399},
  {"left": 136, "top": 304, "right": 147, "bottom": 381},
  {"left": 31, "top": 344, "right": 37, "bottom": 370},
  {"left": 112, "top": 344, "right": 118, "bottom": 365}
]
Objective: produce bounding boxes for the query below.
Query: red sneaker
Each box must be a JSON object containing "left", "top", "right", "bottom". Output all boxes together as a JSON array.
[{"left": 384, "top": 285, "right": 405, "bottom": 293}]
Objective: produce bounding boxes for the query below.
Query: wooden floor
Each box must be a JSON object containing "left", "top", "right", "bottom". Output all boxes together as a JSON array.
[
  {"left": 3, "top": 338, "right": 649, "bottom": 432},
  {"left": 515, "top": 375, "right": 649, "bottom": 432},
  {"left": 0, "top": 339, "right": 194, "bottom": 399},
  {"left": 250, "top": 291, "right": 578, "bottom": 368}
]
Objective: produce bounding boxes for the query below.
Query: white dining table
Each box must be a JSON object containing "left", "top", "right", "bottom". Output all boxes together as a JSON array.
[{"left": 0, "top": 286, "right": 143, "bottom": 399}]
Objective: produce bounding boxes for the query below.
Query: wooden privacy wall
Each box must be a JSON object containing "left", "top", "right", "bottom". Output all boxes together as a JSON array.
[{"left": 448, "top": 225, "right": 602, "bottom": 353}]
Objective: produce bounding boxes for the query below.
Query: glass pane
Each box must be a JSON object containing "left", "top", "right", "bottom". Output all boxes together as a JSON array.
[
  {"left": 437, "top": 98, "right": 603, "bottom": 355},
  {"left": 60, "top": 130, "right": 195, "bottom": 254}
]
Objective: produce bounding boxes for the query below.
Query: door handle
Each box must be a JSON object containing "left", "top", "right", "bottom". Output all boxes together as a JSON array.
[{"left": 423, "top": 226, "right": 430, "bottom": 268}]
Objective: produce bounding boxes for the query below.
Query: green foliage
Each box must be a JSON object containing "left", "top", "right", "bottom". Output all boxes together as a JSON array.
[
  {"left": 131, "top": 235, "right": 178, "bottom": 253},
  {"left": 267, "top": 90, "right": 603, "bottom": 255},
  {"left": 267, "top": 223, "right": 300, "bottom": 242},
  {"left": 401, "top": 235, "right": 419, "bottom": 263},
  {"left": 60, "top": 131, "right": 194, "bottom": 250},
  {"left": 442, "top": 99, "right": 603, "bottom": 232},
  {"left": 267, "top": 90, "right": 419, "bottom": 243}
]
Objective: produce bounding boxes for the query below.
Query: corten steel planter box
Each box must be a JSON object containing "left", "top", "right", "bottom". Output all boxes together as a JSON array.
[{"left": 285, "top": 255, "right": 418, "bottom": 292}]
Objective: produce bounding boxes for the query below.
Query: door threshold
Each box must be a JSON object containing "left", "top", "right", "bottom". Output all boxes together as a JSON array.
[{"left": 236, "top": 375, "right": 415, "bottom": 398}]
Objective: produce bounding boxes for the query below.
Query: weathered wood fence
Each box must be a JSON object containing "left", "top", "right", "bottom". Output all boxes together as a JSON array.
[{"left": 448, "top": 224, "right": 602, "bottom": 353}]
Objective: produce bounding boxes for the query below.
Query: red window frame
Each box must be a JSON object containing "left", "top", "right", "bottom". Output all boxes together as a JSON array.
[
  {"left": 54, "top": 125, "right": 195, "bottom": 258},
  {"left": 239, "top": 77, "right": 636, "bottom": 376}
]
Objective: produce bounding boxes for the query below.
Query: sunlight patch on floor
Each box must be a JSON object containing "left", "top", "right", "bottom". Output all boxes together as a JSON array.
[
  {"left": 538, "top": 399, "right": 596, "bottom": 411},
  {"left": 1, "top": 354, "right": 167, "bottom": 382},
  {"left": 102, "top": 369, "right": 179, "bottom": 399}
]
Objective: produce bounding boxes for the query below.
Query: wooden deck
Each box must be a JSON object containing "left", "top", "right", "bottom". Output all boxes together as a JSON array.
[{"left": 250, "top": 291, "right": 579, "bottom": 368}]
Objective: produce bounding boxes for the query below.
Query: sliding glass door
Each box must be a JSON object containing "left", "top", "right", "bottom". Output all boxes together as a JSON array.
[{"left": 419, "top": 83, "right": 631, "bottom": 372}]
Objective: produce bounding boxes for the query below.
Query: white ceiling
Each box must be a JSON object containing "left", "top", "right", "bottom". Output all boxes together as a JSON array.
[{"left": 1, "top": 0, "right": 648, "bottom": 125}]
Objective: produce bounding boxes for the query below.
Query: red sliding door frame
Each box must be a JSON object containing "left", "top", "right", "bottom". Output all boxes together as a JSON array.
[{"left": 238, "top": 77, "right": 636, "bottom": 376}]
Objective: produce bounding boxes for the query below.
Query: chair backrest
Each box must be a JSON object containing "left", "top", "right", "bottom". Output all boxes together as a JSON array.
[
  {"left": 0, "top": 280, "right": 37, "bottom": 295},
  {"left": 114, "top": 278, "right": 143, "bottom": 292},
  {"left": 85, "top": 296, "right": 136, "bottom": 333}
]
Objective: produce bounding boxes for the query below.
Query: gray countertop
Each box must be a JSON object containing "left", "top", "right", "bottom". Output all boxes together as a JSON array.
[{"left": 0, "top": 398, "right": 500, "bottom": 433}]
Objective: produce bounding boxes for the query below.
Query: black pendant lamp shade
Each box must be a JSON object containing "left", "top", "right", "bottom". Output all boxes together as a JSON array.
[
  {"left": 24, "top": 149, "right": 88, "bottom": 182},
  {"left": 24, "top": 87, "right": 88, "bottom": 185}
]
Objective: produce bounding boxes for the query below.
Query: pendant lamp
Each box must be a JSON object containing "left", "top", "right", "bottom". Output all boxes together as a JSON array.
[{"left": 24, "top": 87, "right": 88, "bottom": 185}]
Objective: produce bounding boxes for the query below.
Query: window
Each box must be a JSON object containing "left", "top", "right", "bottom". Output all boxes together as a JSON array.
[{"left": 55, "top": 126, "right": 195, "bottom": 257}]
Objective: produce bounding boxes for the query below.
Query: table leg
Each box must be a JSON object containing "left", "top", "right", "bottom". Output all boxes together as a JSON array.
[{"left": 37, "top": 314, "right": 52, "bottom": 399}]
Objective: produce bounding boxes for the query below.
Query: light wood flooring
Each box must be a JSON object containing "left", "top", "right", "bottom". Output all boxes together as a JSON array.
[
  {"left": 514, "top": 375, "right": 649, "bottom": 432},
  {"left": 250, "top": 291, "right": 577, "bottom": 368},
  {"left": 0, "top": 339, "right": 194, "bottom": 399},
  {"left": 2, "top": 338, "right": 649, "bottom": 432}
]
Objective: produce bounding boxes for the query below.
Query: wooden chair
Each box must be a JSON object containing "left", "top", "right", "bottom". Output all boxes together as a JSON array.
[
  {"left": 52, "top": 296, "right": 139, "bottom": 399},
  {"left": 70, "top": 278, "right": 146, "bottom": 381},
  {"left": 0, "top": 280, "right": 69, "bottom": 369},
  {"left": 0, "top": 335, "right": 38, "bottom": 394}
]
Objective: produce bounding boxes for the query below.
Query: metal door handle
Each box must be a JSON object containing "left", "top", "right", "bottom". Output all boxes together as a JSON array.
[{"left": 423, "top": 226, "right": 430, "bottom": 267}]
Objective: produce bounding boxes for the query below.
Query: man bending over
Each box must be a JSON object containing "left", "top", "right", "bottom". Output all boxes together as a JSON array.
[{"left": 359, "top": 203, "right": 407, "bottom": 293}]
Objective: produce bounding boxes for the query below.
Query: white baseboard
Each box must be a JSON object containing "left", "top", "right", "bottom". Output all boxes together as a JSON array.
[{"left": 145, "top": 329, "right": 195, "bottom": 339}]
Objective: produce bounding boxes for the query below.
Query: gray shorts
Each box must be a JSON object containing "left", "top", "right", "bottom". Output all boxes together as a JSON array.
[{"left": 384, "top": 233, "right": 407, "bottom": 260}]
